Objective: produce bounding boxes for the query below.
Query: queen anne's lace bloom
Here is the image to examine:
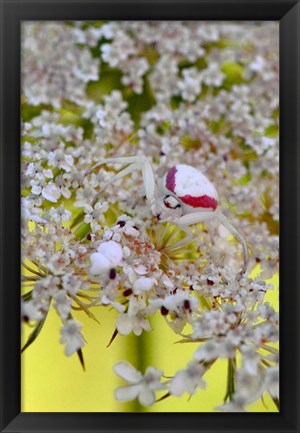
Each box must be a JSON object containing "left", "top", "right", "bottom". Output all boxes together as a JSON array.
[{"left": 21, "top": 20, "right": 279, "bottom": 412}]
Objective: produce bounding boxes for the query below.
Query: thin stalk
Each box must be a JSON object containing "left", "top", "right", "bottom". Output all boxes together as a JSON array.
[
  {"left": 76, "top": 292, "right": 98, "bottom": 301},
  {"left": 261, "top": 359, "right": 272, "bottom": 368},
  {"left": 261, "top": 344, "right": 279, "bottom": 355},
  {"left": 224, "top": 357, "right": 236, "bottom": 402},
  {"left": 22, "top": 261, "right": 45, "bottom": 277},
  {"left": 74, "top": 221, "right": 85, "bottom": 235},
  {"left": 31, "top": 259, "right": 48, "bottom": 274},
  {"left": 22, "top": 290, "right": 33, "bottom": 301},
  {"left": 22, "top": 276, "right": 40, "bottom": 282},
  {"left": 73, "top": 295, "right": 101, "bottom": 309}
]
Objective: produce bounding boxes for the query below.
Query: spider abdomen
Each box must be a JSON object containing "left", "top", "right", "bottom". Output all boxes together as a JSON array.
[{"left": 164, "top": 164, "right": 218, "bottom": 211}]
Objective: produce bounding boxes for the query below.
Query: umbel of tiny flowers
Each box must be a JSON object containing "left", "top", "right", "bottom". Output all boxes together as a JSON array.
[{"left": 21, "top": 20, "right": 279, "bottom": 412}]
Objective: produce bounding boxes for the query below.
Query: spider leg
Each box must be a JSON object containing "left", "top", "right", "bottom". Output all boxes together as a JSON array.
[
  {"left": 215, "top": 210, "right": 249, "bottom": 278},
  {"left": 165, "top": 209, "right": 249, "bottom": 277},
  {"left": 90, "top": 162, "right": 141, "bottom": 206},
  {"left": 163, "top": 211, "right": 212, "bottom": 250},
  {"left": 83, "top": 155, "right": 158, "bottom": 209},
  {"left": 141, "top": 160, "right": 157, "bottom": 204},
  {"left": 83, "top": 156, "right": 148, "bottom": 179},
  {"left": 174, "top": 211, "right": 214, "bottom": 226}
]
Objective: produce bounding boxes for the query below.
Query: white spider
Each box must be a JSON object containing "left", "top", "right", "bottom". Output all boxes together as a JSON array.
[{"left": 84, "top": 156, "right": 249, "bottom": 278}]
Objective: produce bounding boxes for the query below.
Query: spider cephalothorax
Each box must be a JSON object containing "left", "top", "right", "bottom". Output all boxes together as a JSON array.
[{"left": 84, "top": 156, "right": 249, "bottom": 277}]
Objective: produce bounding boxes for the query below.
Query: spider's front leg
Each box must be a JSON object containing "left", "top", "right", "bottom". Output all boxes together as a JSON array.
[
  {"left": 83, "top": 156, "right": 158, "bottom": 208},
  {"left": 84, "top": 156, "right": 146, "bottom": 179}
]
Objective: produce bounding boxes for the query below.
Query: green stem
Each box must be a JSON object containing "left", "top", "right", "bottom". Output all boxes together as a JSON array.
[
  {"left": 135, "top": 331, "right": 148, "bottom": 412},
  {"left": 224, "top": 357, "right": 235, "bottom": 402},
  {"left": 123, "top": 331, "right": 146, "bottom": 412}
]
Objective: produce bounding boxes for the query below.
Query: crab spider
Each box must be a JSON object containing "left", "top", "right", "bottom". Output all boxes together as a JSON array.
[{"left": 84, "top": 156, "right": 249, "bottom": 277}]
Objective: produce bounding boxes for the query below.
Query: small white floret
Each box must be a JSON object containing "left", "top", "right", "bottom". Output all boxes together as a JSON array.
[
  {"left": 60, "top": 319, "right": 85, "bottom": 356},
  {"left": 133, "top": 264, "right": 148, "bottom": 275},
  {"left": 97, "top": 240, "right": 123, "bottom": 265},
  {"left": 133, "top": 277, "right": 155, "bottom": 294},
  {"left": 90, "top": 241, "right": 123, "bottom": 275},
  {"left": 90, "top": 253, "right": 111, "bottom": 275}
]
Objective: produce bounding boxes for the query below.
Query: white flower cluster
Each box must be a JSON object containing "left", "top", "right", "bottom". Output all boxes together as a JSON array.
[
  {"left": 21, "top": 21, "right": 279, "bottom": 411},
  {"left": 22, "top": 23, "right": 99, "bottom": 108},
  {"left": 83, "top": 91, "right": 134, "bottom": 149}
]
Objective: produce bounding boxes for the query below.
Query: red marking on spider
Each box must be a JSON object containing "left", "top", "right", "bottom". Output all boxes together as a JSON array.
[
  {"left": 179, "top": 194, "right": 218, "bottom": 209},
  {"left": 166, "top": 166, "right": 177, "bottom": 193}
]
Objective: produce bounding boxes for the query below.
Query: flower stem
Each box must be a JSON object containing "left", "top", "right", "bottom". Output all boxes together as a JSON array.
[{"left": 224, "top": 358, "right": 235, "bottom": 402}]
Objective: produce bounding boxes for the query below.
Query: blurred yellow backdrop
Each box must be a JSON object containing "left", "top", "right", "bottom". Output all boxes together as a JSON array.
[{"left": 21, "top": 272, "right": 278, "bottom": 412}]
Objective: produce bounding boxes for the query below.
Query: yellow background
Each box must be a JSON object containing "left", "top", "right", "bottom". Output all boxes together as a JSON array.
[{"left": 21, "top": 272, "right": 278, "bottom": 412}]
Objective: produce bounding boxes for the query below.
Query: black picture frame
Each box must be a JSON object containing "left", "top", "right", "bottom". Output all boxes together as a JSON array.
[{"left": 0, "top": 1, "right": 299, "bottom": 432}]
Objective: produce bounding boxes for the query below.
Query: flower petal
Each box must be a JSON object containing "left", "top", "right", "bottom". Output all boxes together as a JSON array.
[
  {"left": 42, "top": 184, "right": 60, "bottom": 203},
  {"left": 113, "top": 361, "right": 142, "bottom": 383},
  {"left": 90, "top": 253, "right": 111, "bottom": 275},
  {"left": 138, "top": 386, "right": 155, "bottom": 406},
  {"left": 97, "top": 240, "right": 123, "bottom": 266},
  {"left": 116, "top": 314, "right": 133, "bottom": 336},
  {"left": 115, "top": 385, "right": 140, "bottom": 402},
  {"left": 170, "top": 372, "right": 186, "bottom": 396}
]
